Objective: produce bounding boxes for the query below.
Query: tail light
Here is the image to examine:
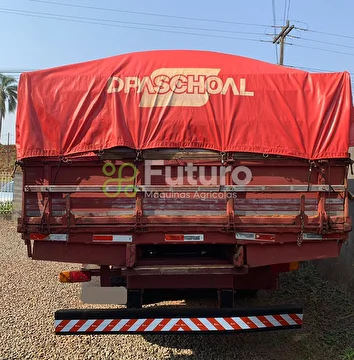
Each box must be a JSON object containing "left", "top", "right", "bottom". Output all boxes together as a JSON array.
[
  {"left": 59, "top": 270, "right": 91, "bottom": 283},
  {"left": 271, "top": 262, "right": 300, "bottom": 273}
]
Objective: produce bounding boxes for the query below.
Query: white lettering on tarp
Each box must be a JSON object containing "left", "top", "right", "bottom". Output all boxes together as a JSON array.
[{"left": 107, "top": 67, "right": 254, "bottom": 107}]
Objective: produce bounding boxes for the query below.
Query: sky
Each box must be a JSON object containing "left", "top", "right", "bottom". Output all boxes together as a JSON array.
[{"left": 1, "top": 0, "right": 354, "bottom": 144}]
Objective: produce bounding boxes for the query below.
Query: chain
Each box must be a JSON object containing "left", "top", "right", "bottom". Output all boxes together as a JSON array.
[
  {"left": 134, "top": 151, "right": 142, "bottom": 193},
  {"left": 297, "top": 211, "right": 305, "bottom": 247}
]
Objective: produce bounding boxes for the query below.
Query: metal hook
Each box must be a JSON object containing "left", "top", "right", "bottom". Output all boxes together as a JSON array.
[
  {"left": 306, "top": 161, "right": 315, "bottom": 192},
  {"left": 220, "top": 152, "right": 226, "bottom": 164},
  {"left": 135, "top": 150, "right": 142, "bottom": 162}
]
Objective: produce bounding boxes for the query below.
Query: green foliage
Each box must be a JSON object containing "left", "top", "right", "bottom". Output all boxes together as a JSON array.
[
  {"left": 341, "top": 349, "right": 354, "bottom": 360},
  {"left": 0, "top": 73, "right": 18, "bottom": 138},
  {"left": 0, "top": 201, "right": 13, "bottom": 214}
]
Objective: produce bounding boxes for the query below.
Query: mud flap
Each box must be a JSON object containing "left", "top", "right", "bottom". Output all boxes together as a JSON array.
[{"left": 55, "top": 306, "right": 303, "bottom": 334}]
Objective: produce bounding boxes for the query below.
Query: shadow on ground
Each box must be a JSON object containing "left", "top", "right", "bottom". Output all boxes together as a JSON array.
[{"left": 140, "top": 263, "right": 354, "bottom": 360}]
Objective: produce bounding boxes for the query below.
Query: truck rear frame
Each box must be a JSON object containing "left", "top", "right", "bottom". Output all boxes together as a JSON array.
[{"left": 17, "top": 149, "right": 351, "bottom": 332}]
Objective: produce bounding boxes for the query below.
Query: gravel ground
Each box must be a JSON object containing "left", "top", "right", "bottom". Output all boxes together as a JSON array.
[{"left": 1, "top": 218, "right": 354, "bottom": 360}]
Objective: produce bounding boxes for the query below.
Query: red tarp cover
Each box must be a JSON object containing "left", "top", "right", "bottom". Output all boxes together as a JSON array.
[{"left": 16, "top": 50, "right": 353, "bottom": 160}]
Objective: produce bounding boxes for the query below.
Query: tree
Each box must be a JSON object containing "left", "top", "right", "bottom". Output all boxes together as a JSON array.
[{"left": 0, "top": 74, "right": 18, "bottom": 140}]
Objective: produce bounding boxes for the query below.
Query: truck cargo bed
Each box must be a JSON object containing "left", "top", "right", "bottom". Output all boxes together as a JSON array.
[{"left": 18, "top": 149, "right": 351, "bottom": 270}]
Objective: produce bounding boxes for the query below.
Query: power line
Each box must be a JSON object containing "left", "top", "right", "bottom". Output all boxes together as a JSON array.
[
  {"left": 282, "top": 0, "right": 288, "bottom": 26},
  {"left": 271, "top": 0, "right": 278, "bottom": 63},
  {"left": 6, "top": 1, "right": 354, "bottom": 76},
  {"left": 0, "top": 8, "right": 271, "bottom": 43},
  {"left": 0, "top": 7, "right": 266, "bottom": 36},
  {"left": 286, "top": 64, "right": 354, "bottom": 75},
  {"left": 0, "top": 69, "right": 36, "bottom": 73},
  {"left": 288, "top": 65, "right": 331, "bottom": 72},
  {"left": 289, "top": 43, "right": 354, "bottom": 57},
  {"left": 296, "top": 27, "right": 354, "bottom": 41},
  {"left": 30, "top": 0, "right": 270, "bottom": 28},
  {"left": 286, "top": 0, "right": 292, "bottom": 21},
  {"left": 307, "top": 29, "right": 354, "bottom": 41},
  {"left": 287, "top": 65, "right": 354, "bottom": 88},
  {"left": 288, "top": 36, "right": 354, "bottom": 50}
]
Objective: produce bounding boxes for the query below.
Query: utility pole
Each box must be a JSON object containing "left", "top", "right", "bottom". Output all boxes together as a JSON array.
[
  {"left": 7, "top": 132, "right": 10, "bottom": 169},
  {"left": 272, "top": 20, "right": 294, "bottom": 65}
]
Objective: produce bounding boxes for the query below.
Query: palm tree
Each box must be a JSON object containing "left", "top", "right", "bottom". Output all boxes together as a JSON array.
[{"left": 0, "top": 74, "right": 18, "bottom": 139}]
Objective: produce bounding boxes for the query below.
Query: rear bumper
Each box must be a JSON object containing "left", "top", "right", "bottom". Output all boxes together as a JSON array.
[
  {"left": 31, "top": 238, "right": 343, "bottom": 268},
  {"left": 55, "top": 306, "right": 303, "bottom": 334}
]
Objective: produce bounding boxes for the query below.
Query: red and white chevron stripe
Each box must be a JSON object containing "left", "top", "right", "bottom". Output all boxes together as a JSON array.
[{"left": 55, "top": 313, "right": 303, "bottom": 333}]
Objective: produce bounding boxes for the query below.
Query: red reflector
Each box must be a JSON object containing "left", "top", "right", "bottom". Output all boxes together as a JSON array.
[
  {"left": 93, "top": 235, "right": 113, "bottom": 241},
  {"left": 255, "top": 234, "right": 275, "bottom": 241},
  {"left": 29, "top": 233, "right": 47, "bottom": 240},
  {"left": 165, "top": 234, "right": 184, "bottom": 241}
]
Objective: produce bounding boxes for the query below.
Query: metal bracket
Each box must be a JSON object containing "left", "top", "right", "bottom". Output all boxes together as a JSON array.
[
  {"left": 62, "top": 193, "right": 75, "bottom": 227},
  {"left": 319, "top": 211, "right": 329, "bottom": 234},
  {"left": 233, "top": 245, "right": 245, "bottom": 267},
  {"left": 306, "top": 161, "right": 315, "bottom": 191},
  {"left": 218, "top": 289, "right": 234, "bottom": 308},
  {"left": 296, "top": 195, "right": 307, "bottom": 247},
  {"left": 135, "top": 194, "right": 143, "bottom": 233},
  {"left": 349, "top": 159, "right": 354, "bottom": 176},
  {"left": 126, "top": 244, "right": 136, "bottom": 268},
  {"left": 24, "top": 184, "right": 346, "bottom": 193},
  {"left": 227, "top": 210, "right": 235, "bottom": 232}
]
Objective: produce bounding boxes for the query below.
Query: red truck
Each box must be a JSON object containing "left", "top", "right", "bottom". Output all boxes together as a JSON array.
[{"left": 16, "top": 50, "right": 353, "bottom": 334}]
